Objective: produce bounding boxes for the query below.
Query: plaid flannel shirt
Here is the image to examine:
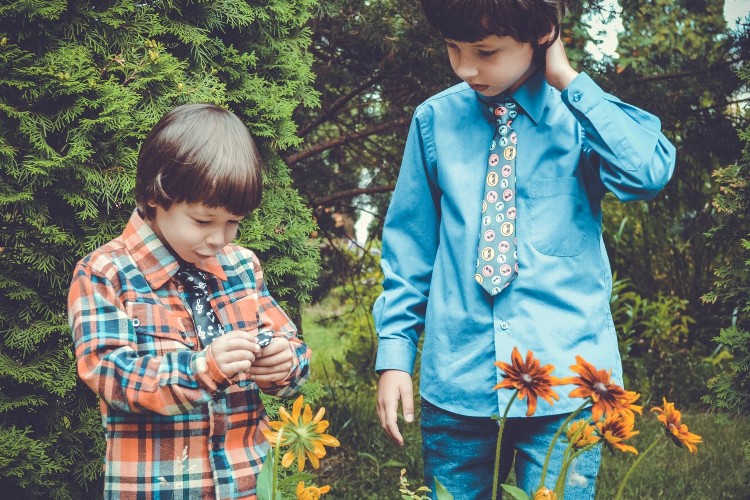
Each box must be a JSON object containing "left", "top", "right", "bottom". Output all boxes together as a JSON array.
[{"left": 68, "top": 210, "right": 310, "bottom": 499}]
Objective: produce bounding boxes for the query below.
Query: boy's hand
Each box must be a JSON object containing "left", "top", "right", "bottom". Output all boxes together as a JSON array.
[
  {"left": 377, "top": 370, "right": 414, "bottom": 446},
  {"left": 247, "top": 337, "right": 294, "bottom": 384},
  {"left": 544, "top": 35, "right": 579, "bottom": 91},
  {"left": 210, "top": 330, "right": 260, "bottom": 378}
]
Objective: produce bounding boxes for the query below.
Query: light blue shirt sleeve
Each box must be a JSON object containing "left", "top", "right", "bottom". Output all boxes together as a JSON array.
[
  {"left": 373, "top": 109, "right": 441, "bottom": 374},
  {"left": 563, "top": 73, "right": 676, "bottom": 202}
]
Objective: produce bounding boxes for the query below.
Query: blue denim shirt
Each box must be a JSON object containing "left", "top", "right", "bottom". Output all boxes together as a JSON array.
[{"left": 373, "top": 70, "right": 676, "bottom": 418}]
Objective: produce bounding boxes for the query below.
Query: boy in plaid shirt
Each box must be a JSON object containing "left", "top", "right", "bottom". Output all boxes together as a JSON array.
[{"left": 68, "top": 103, "right": 310, "bottom": 499}]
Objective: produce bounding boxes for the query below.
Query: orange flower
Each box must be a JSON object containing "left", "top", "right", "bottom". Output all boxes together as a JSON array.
[
  {"left": 296, "top": 481, "right": 331, "bottom": 500},
  {"left": 651, "top": 398, "right": 702, "bottom": 453},
  {"left": 561, "top": 356, "right": 642, "bottom": 421},
  {"left": 262, "top": 395, "right": 340, "bottom": 471},
  {"left": 493, "top": 347, "right": 562, "bottom": 416},
  {"left": 533, "top": 487, "right": 557, "bottom": 500},
  {"left": 596, "top": 411, "right": 639, "bottom": 455},
  {"left": 566, "top": 419, "right": 600, "bottom": 450}
]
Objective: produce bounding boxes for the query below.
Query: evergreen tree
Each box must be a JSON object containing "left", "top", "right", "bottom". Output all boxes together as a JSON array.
[
  {"left": 703, "top": 43, "right": 750, "bottom": 419},
  {"left": 0, "top": 1, "right": 319, "bottom": 497}
]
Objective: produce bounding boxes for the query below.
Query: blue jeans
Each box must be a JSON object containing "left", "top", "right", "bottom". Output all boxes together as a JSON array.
[{"left": 421, "top": 398, "right": 601, "bottom": 500}]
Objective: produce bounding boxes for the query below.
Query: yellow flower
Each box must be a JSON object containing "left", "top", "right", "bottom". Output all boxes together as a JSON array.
[
  {"left": 296, "top": 481, "right": 331, "bottom": 500},
  {"left": 262, "top": 395, "right": 340, "bottom": 471},
  {"left": 566, "top": 419, "right": 599, "bottom": 450},
  {"left": 651, "top": 398, "right": 702, "bottom": 453},
  {"left": 534, "top": 487, "right": 557, "bottom": 500},
  {"left": 562, "top": 356, "right": 643, "bottom": 421},
  {"left": 596, "top": 411, "right": 639, "bottom": 455},
  {"left": 493, "top": 347, "right": 562, "bottom": 416}
]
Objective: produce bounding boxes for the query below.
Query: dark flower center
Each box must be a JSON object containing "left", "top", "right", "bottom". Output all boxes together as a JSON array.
[
  {"left": 593, "top": 382, "right": 608, "bottom": 394},
  {"left": 521, "top": 374, "right": 533, "bottom": 385}
]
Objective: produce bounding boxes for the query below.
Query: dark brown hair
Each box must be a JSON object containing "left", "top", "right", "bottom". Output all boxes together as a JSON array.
[
  {"left": 420, "top": 0, "right": 567, "bottom": 47},
  {"left": 135, "top": 103, "right": 264, "bottom": 219}
]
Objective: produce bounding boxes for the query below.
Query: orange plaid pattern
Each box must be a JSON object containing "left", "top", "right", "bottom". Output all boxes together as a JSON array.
[{"left": 68, "top": 210, "right": 310, "bottom": 499}]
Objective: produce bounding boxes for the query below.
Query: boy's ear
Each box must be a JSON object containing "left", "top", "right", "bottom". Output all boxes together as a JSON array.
[{"left": 538, "top": 30, "right": 556, "bottom": 47}]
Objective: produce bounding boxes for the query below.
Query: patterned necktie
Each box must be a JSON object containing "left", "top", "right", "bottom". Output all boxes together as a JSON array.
[
  {"left": 475, "top": 97, "right": 519, "bottom": 296},
  {"left": 177, "top": 266, "right": 225, "bottom": 346}
]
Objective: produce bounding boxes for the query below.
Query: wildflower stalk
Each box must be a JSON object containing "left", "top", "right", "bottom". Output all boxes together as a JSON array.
[
  {"left": 615, "top": 438, "right": 660, "bottom": 500},
  {"left": 537, "top": 398, "right": 590, "bottom": 490},
  {"left": 553, "top": 417, "right": 595, "bottom": 496},
  {"left": 271, "top": 427, "right": 284, "bottom": 500},
  {"left": 492, "top": 390, "right": 518, "bottom": 500}
]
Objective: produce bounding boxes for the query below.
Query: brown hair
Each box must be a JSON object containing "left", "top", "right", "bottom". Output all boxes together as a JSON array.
[
  {"left": 135, "top": 103, "right": 264, "bottom": 219},
  {"left": 420, "top": 0, "right": 567, "bottom": 48}
]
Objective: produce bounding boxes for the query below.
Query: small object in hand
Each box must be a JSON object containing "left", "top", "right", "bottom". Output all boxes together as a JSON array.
[{"left": 256, "top": 330, "right": 273, "bottom": 348}]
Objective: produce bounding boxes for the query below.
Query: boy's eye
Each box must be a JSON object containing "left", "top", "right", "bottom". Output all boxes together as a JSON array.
[
  {"left": 478, "top": 49, "right": 499, "bottom": 58},
  {"left": 194, "top": 219, "right": 211, "bottom": 226}
]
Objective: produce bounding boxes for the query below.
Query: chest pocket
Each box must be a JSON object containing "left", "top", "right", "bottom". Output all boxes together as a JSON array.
[
  {"left": 125, "top": 301, "right": 193, "bottom": 356},
  {"left": 529, "top": 177, "right": 594, "bottom": 257},
  {"left": 215, "top": 295, "right": 260, "bottom": 333}
]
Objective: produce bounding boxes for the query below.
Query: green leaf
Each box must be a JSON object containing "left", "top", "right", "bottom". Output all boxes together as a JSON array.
[
  {"left": 278, "top": 471, "right": 316, "bottom": 489},
  {"left": 434, "top": 477, "right": 454, "bottom": 500},
  {"left": 500, "top": 484, "right": 530, "bottom": 500},
  {"left": 256, "top": 452, "right": 275, "bottom": 500}
]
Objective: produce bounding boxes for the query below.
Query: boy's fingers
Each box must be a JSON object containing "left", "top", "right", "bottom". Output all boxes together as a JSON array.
[{"left": 401, "top": 383, "right": 415, "bottom": 424}]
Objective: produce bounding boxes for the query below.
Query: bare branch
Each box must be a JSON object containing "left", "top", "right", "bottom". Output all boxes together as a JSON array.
[
  {"left": 312, "top": 185, "right": 396, "bottom": 207},
  {"left": 631, "top": 69, "right": 707, "bottom": 83},
  {"left": 298, "top": 71, "right": 386, "bottom": 137},
  {"left": 283, "top": 117, "right": 410, "bottom": 166}
]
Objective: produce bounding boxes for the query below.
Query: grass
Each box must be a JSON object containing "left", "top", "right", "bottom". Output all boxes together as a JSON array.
[{"left": 300, "top": 305, "right": 750, "bottom": 499}]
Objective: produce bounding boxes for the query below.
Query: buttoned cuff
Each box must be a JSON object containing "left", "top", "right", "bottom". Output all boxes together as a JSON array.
[
  {"left": 374, "top": 338, "right": 417, "bottom": 374},
  {"left": 561, "top": 72, "right": 606, "bottom": 114}
]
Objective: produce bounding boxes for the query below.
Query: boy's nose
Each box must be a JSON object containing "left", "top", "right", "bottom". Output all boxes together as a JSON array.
[
  {"left": 454, "top": 59, "right": 478, "bottom": 81},
  {"left": 205, "top": 229, "right": 228, "bottom": 249}
]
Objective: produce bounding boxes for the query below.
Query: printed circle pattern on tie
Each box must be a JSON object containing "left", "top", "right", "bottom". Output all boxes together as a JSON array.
[{"left": 475, "top": 98, "right": 520, "bottom": 296}]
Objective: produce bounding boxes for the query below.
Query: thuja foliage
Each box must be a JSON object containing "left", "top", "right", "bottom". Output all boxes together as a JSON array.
[
  {"left": 703, "top": 57, "right": 750, "bottom": 420},
  {"left": 0, "top": 1, "right": 320, "bottom": 498}
]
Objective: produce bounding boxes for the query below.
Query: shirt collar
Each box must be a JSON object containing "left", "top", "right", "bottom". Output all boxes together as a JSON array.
[
  {"left": 121, "top": 210, "right": 228, "bottom": 289},
  {"left": 475, "top": 68, "right": 548, "bottom": 126}
]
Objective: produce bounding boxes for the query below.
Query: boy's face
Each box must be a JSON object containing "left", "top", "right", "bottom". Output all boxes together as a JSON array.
[
  {"left": 145, "top": 201, "right": 244, "bottom": 264},
  {"left": 446, "top": 35, "right": 537, "bottom": 96}
]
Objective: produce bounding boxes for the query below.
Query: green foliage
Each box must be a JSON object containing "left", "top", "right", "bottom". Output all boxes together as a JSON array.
[
  {"left": 702, "top": 58, "right": 750, "bottom": 422},
  {"left": 603, "top": 0, "right": 746, "bottom": 344},
  {"left": 596, "top": 413, "right": 750, "bottom": 499},
  {"left": 0, "top": 0, "right": 320, "bottom": 497},
  {"left": 609, "top": 277, "right": 720, "bottom": 406}
]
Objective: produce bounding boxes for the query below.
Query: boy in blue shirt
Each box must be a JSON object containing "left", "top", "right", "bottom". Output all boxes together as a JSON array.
[{"left": 373, "top": 0, "right": 676, "bottom": 498}]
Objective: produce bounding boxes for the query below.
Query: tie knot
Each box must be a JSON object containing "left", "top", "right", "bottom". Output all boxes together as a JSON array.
[
  {"left": 487, "top": 98, "right": 519, "bottom": 126},
  {"left": 177, "top": 267, "right": 210, "bottom": 297}
]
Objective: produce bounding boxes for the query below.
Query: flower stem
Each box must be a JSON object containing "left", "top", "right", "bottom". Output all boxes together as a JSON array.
[
  {"left": 538, "top": 399, "right": 591, "bottom": 490},
  {"left": 272, "top": 427, "right": 284, "bottom": 500},
  {"left": 492, "top": 390, "right": 518, "bottom": 500},
  {"left": 615, "top": 438, "right": 660, "bottom": 500}
]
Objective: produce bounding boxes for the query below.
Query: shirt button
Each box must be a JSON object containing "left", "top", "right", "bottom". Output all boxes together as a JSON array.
[
  {"left": 500, "top": 322, "right": 509, "bottom": 330},
  {"left": 572, "top": 90, "right": 583, "bottom": 102},
  {"left": 180, "top": 331, "right": 187, "bottom": 339},
  {"left": 212, "top": 442, "right": 221, "bottom": 452}
]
